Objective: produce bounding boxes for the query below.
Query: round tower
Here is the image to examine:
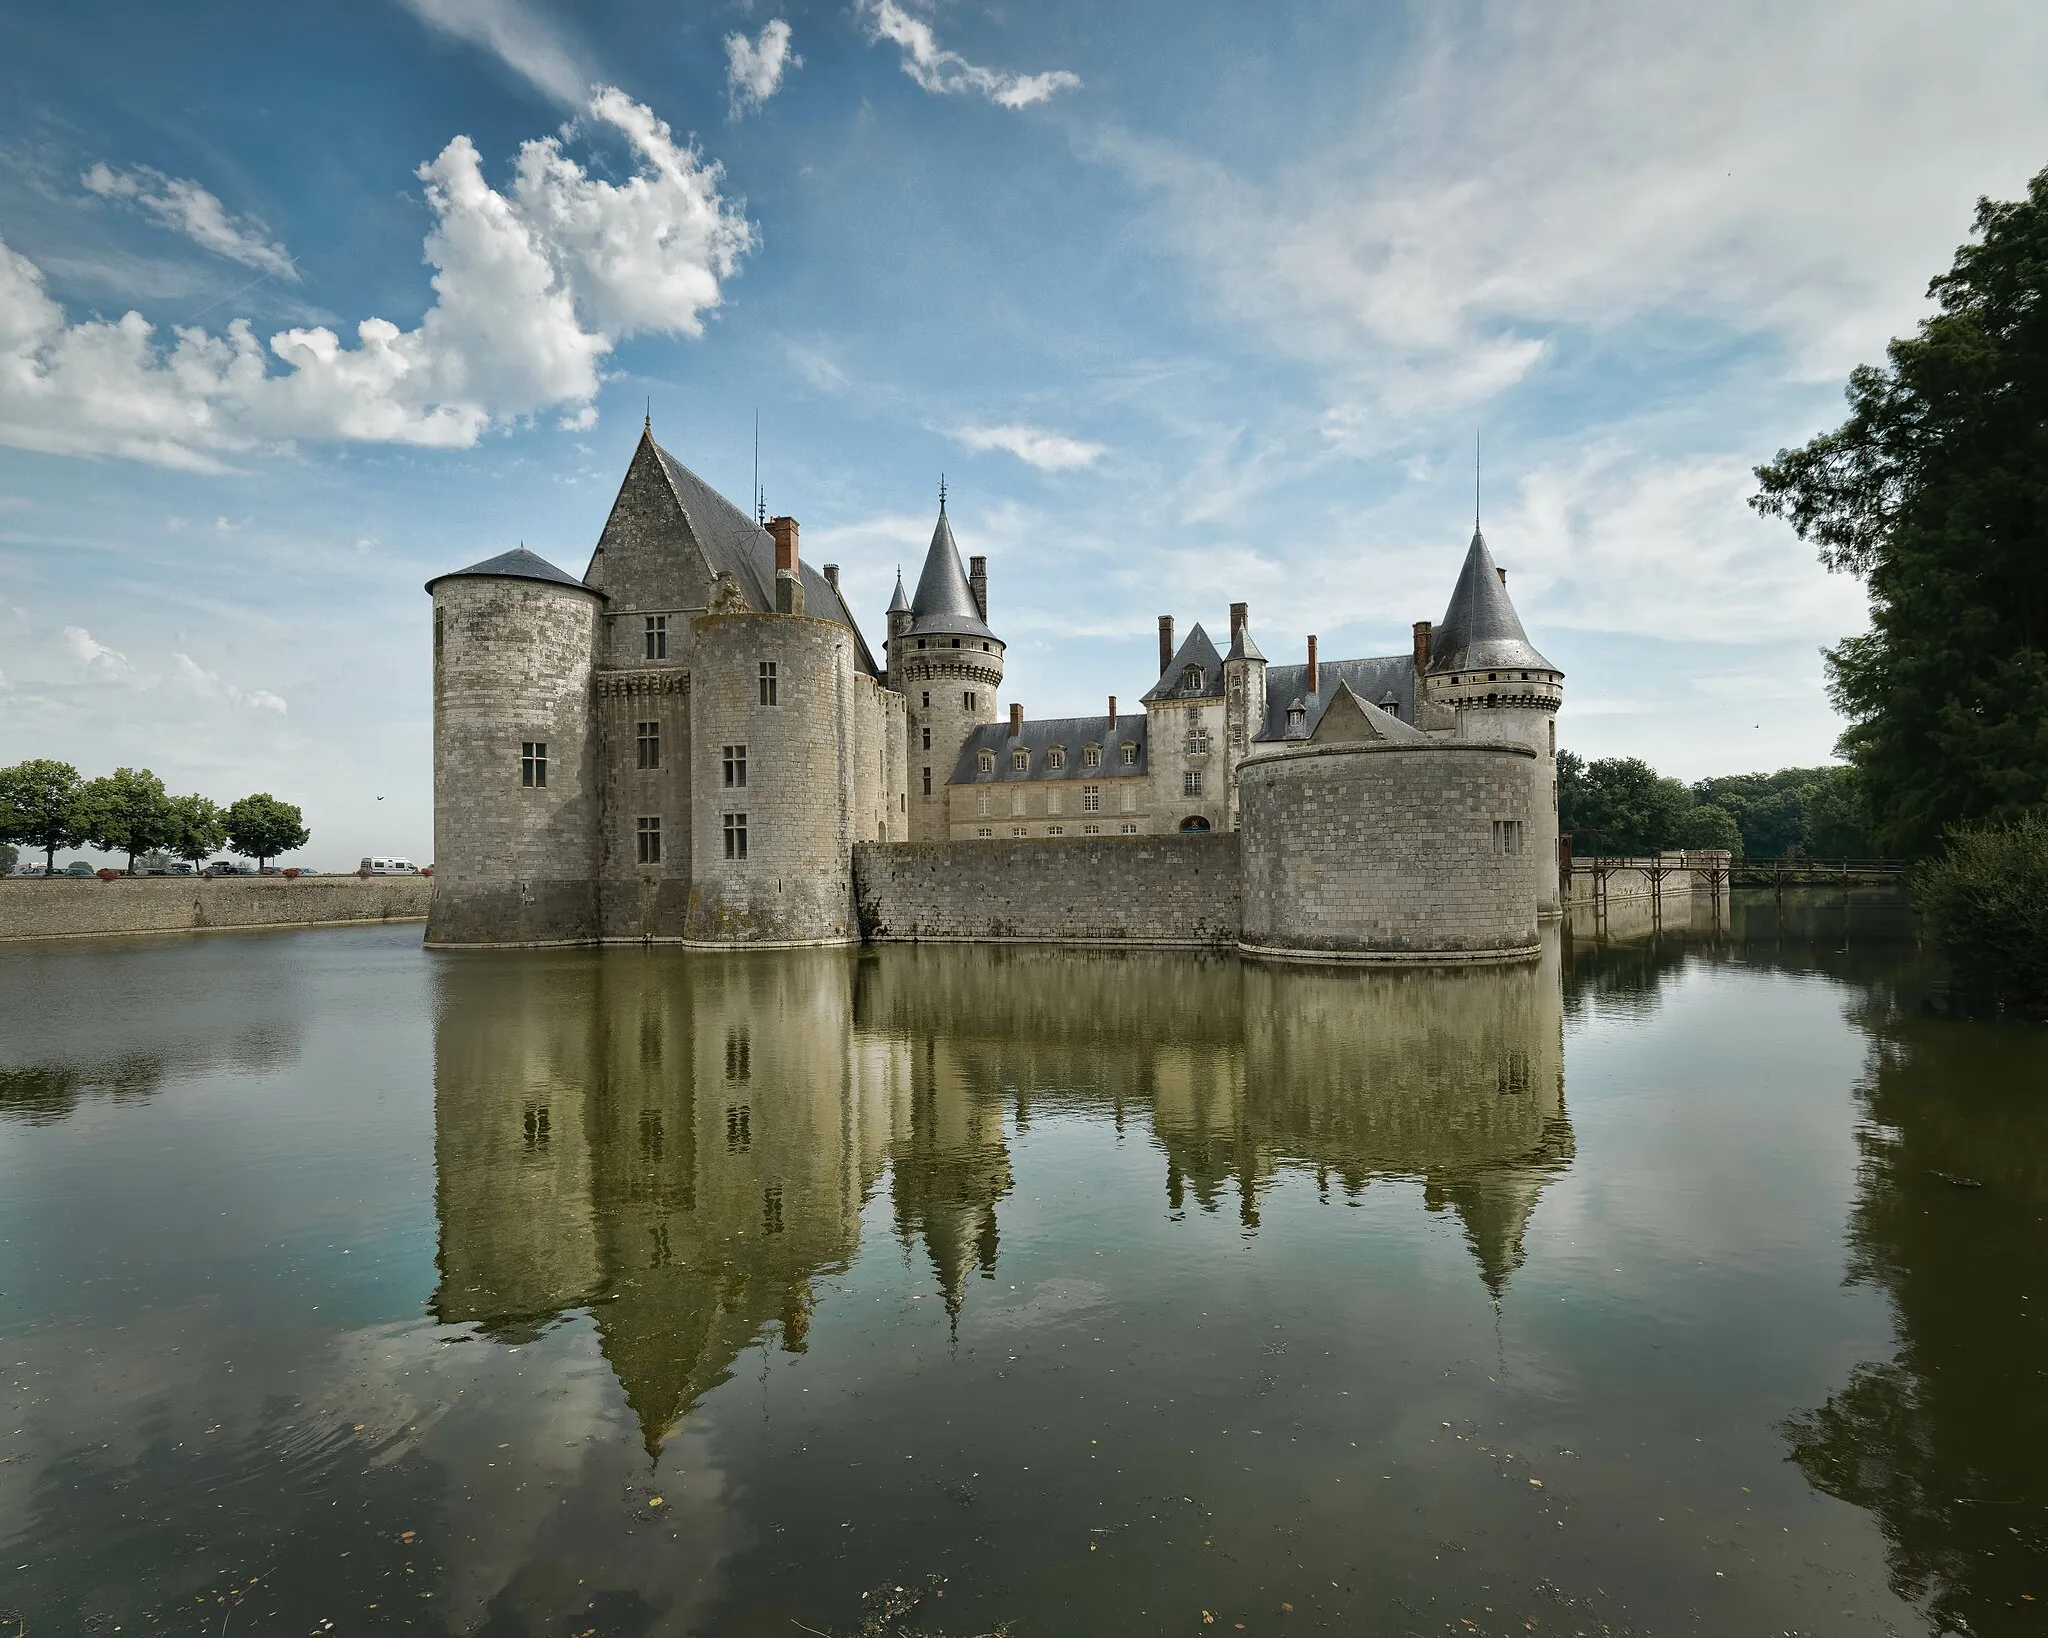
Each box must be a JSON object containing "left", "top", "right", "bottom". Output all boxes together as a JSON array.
[
  {"left": 1422, "top": 528, "right": 1564, "bottom": 917},
  {"left": 892, "top": 496, "right": 1003, "bottom": 841},
  {"left": 425, "top": 547, "right": 603, "bottom": 946}
]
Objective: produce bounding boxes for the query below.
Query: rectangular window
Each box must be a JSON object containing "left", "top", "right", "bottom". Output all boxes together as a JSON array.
[
  {"left": 1046, "top": 746, "right": 1066, "bottom": 770},
  {"left": 1119, "top": 822, "right": 1139, "bottom": 835},
  {"left": 434, "top": 606, "right": 444, "bottom": 654},
  {"left": 1119, "top": 785, "right": 1136, "bottom": 814},
  {"left": 977, "top": 792, "right": 991, "bottom": 817},
  {"left": 923, "top": 766, "right": 933, "bottom": 796},
  {"left": 724, "top": 811, "right": 749, "bottom": 860},
  {"left": 963, "top": 690, "right": 976, "bottom": 711},
  {"left": 1184, "top": 770, "right": 1204, "bottom": 797},
  {"left": 977, "top": 827, "right": 993, "bottom": 838},
  {"left": 1082, "top": 785, "right": 1101, "bottom": 812},
  {"left": 521, "top": 742, "right": 546, "bottom": 788},
  {"left": 1010, "top": 826, "right": 1027, "bottom": 838},
  {"left": 636, "top": 721, "right": 661, "bottom": 769},
  {"left": 636, "top": 816, "right": 662, "bottom": 864},
  {"left": 921, "top": 691, "right": 930, "bottom": 708},
  {"left": 644, "top": 615, "right": 667, "bottom": 660},
  {"left": 1083, "top": 745, "right": 1101, "bottom": 768},
  {"left": 1121, "top": 742, "right": 1138, "bottom": 765},
  {"left": 1047, "top": 789, "right": 1062, "bottom": 816},
  {"left": 1083, "top": 823, "right": 1101, "bottom": 835},
  {"left": 1012, "top": 749, "right": 1028, "bottom": 771},
  {"left": 758, "top": 660, "right": 778, "bottom": 706},
  {"left": 922, "top": 726, "right": 932, "bottom": 751},
  {"left": 1047, "top": 826, "right": 1064, "bottom": 837},
  {"left": 1011, "top": 792, "right": 1026, "bottom": 817},
  {"left": 1493, "top": 819, "right": 1525, "bottom": 856},
  {"left": 722, "top": 743, "right": 747, "bottom": 788},
  {"left": 1185, "top": 730, "right": 1210, "bottom": 755}
]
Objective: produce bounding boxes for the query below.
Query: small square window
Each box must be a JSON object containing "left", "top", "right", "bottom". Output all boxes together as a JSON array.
[
  {"left": 1010, "top": 826, "right": 1027, "bottom": 838},
  {"left": 636, "top": 815, "right": 662, "bottom": 864},
  {"left": 724, "top": 811, "right": 749, "bottom": 860},
  {"left": 978, "top": 827, "right": 993, "bottom": 837},
  {"left": 1119, "top": 822, "right": 1139, "bottom": 835},
  {"left": 1082, "top": 823, "right": 1101, "bottom": 835},
  {"left": 644, "top": 615, "right": 667, "bottom": 661},
  {"left": 758, "top": 661, "right": 779, "bottom": 706},
  {"left": 1492, "top": 819, "right": 1524, "bottom": 856},
  {"left": 1047, "top": 825, "right": 1064, "bottom": 837},
  {"left": 723, "top": 743, "right": 747, "bottom": 788},
  {"left": 521, "top": 742, "right": 547, "bottom": 788},
  {"left": 636, "top": 721, "right": 661, "bottom": 769}
]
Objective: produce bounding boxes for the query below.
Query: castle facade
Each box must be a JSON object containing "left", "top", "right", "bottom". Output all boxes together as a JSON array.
[{"left": 426, "top": 429, "right": 1563, "bottom": 960}]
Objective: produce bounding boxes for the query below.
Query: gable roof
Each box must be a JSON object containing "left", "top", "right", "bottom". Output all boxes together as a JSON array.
[
  {"left": 1427, "top": 528, "right": 1554, "bottom": 676},
  {"left": 1309, "top": 681, "right": 1429, "bottom": 745},
  {"left": 610, "top": 432, "right": 881, "bottom": 677},
  {"left": 1143, "top": 622, "right": 1225, "bottom": 702},
  {"left": 951, "top": 714, "right": 1148, "bottom": 783},
  {"left": 907, "top": 508, "right": 994, "bottom": 640},
  {"left": 1254, "top": 652, "right": 1413, "bottom": 740},
  {"left": 425, "top": 545, "right": 601, "bottom": 596}
]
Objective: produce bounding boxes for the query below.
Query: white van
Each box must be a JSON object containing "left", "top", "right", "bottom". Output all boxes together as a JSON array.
[{"left": 360, "top": 857, "right": 417, "bottom": 875}]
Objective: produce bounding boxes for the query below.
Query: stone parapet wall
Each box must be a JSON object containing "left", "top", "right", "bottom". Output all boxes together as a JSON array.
[
  {"left": 853, "top": 834, "right": 1240, "bottom": 946},
  {"left": 0, "top": 876, "right": 434, "bottom": 943}
]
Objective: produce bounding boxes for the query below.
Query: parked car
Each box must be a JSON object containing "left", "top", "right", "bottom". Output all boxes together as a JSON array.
[
  {"left": 64, "top": 861, "right": 95, "bottom": 877},
  {"left": 359, "top": 857, "right": 418, "bottom": 875},
  {"left": 202, "top": 861, "right": 251, "bottom": 877}
]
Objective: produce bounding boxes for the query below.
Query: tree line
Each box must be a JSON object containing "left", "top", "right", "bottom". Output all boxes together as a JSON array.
[
  {"left": 0, "top": 759, "right": 310, "bottom": 875},
  {"left": 1558, "top": 756, "right": 1871, "bottom": 861}
]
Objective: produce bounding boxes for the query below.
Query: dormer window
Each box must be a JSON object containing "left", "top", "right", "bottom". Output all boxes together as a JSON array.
[
  {"left": 1286, "top": 704, "right": 1307, "bottom": 737},
  {"left": 1181, "top": 665, "right": 1204, "bottom": 693},
  {"left": 1120, "top": 742, "right": 1138, "bottom": 766},
  {"left": 1082, "top": 744, "right": 1101, "bottom": 768},
  {"left": 1012, "top": 748, "right": 1029, "bottom": 772},
  {"left": 978, "top": 749, "right": 995, "bottom": 774},
  {"left": 1046, "top": 745, "right": 1066, "bottom": 770}
]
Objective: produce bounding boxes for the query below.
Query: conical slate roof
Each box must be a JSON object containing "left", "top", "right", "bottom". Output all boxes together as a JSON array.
[
  {"left": 424, "top": 545, "right": 599, "bottom": 596},
  {"left": 907, "top": 509, "right": 994, "bottom": 640},
  {"left": 887, "top": 569, "right": 912, "bottom": 614},
  {"left": 1427, "top": 529, "right": 1554, "bottom": 675},
  {"left": 1226, "top": 621, "right": 1266, "bottom": 662}
]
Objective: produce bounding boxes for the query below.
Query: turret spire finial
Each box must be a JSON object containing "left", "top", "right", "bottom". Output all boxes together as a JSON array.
[
  {"left": 1474, "top": 430, "right": 1481, "bottom": 533},
  {"left": 644, "top": 398, "right": 651, "bottom": 433},
  {"left": 938, "top": 474, "right": 947, "bottom": 514}
]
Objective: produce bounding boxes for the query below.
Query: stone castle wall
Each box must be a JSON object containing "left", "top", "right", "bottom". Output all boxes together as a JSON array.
[
  {"left": 1238, "top": 740, "right": 1543, "bottom": 962},
  {"left": 429, "top": 576, "right": 602, "bottom": 947},
  {"left": 852, "top": 833, "right": 1241, "bottom": 946},
  {"left": 0, "top": 875, "right": 433, "bottom": 942}
]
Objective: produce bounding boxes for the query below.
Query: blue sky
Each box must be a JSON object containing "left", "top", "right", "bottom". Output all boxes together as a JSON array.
[{"left": 3, "top": 0, "right": 2046, "bottom": 868}]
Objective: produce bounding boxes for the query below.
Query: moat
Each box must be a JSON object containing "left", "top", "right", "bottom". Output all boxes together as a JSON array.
[{"left": 1, "top": 892, "right": 2042, "bottom": 1636}]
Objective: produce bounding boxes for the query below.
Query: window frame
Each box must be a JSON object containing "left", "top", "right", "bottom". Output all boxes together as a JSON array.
[
  {"left": 757, "top": 660, "right": 779, "bottom": 707},
  {"left": 644, "top": 614, "right": 667, "bottom": 661},
  {"left": 521, "top": 741, "right": 547, "bottom": 788},
  {"left": 722, "top": 743, "right": 748, "bottom": 789},
  {"left": 636, "top": 720, "right": 661, "bottom": 770},
  {"left": 635, "top": 815, "right": 662, "bottom": 864},
  {"left": 723, "top": 811, "right": 749, "bottom": 861}
]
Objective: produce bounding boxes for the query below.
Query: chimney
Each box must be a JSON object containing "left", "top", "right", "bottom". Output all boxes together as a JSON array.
[
  {"left": 1306, "top": 635, "right": 1319, "bottom": 697},
  {"left": 1108, "top": 695, "right": 1118, "bottom": 729},
  {"left": 822, "top": 563, "right": 840, "bottom": 594},
  {"left": 1413, "top": 620, "right": 1432, "bottom": 671},
  {"left": 1496, "top": 566, "right": 1507, "bottom": 587},
  {"left": 1158, "top": 615, "right": 1175, "bottom": 676},
  {"left": 1230, "top": 601, "right": 1247, "bottom": 644},
  {"left": 1009, "top": 702, "right": 1023, "bottom": 738},
  {"left": 969, "top": 555, "right": 988, "bottom": 621},
  {"left": 769, "top": 516, "right": 803, "bottom": 615}
]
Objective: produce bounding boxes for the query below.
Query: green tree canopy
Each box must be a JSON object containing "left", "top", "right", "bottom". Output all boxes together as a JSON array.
[
  {"left": 0, "top": 759, "right": 86, "bottom": 874},
  {"left": 1559, "top": 755, "right": 1690, "bottom": 856},
  {"left": 224, "top": 793, "right": 309, "bottom": 870},
  {"left": 1673, "top": 803, "right": 1743, "bottom": 856},
  {"left": 1753, "top": 167, "right": 2048, "bottom": 855},
  {"left": 166, "top": 793, "right": 228, "bottom": 871},
  {"left": 78, "top": 767, "right": 175, "bottom": 873}
]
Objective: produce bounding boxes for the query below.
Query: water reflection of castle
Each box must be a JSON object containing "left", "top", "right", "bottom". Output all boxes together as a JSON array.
[{"left": 431, "top": 942, "right": 1569, "bottom": 1454}]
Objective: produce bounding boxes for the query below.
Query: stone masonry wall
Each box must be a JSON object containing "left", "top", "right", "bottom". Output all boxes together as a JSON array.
[
  {"left": 852, "top": 833, "right": 1241, "bottom": 946},
  {"left": 1238, "top": 741, "right": 1543, "bottom": 960},
  {"left": 0, "top": 876, "right": 433, "bottom": 942}
]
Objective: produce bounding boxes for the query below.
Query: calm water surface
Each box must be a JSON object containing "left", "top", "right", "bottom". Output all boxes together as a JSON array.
[{"left": 1, "top": 893, "right": 2043, "bottom": 1636}]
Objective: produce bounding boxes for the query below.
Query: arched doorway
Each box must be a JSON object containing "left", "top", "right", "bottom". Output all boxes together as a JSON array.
[{"left": 1179, "top": 816, "right": 1211, "bottom": 833}]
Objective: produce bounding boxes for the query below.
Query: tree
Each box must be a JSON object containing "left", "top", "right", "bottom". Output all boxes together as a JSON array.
[
  {"left": 224, "top": 793, "right": 309, "bottom": 870},
  {"left": 77, "top": 767, "right": 175, "bottom": 873},
  {"left": 166, "top": 793, "right": 228, "bottom": 872},
  {"left": 1674, "top": 803, "right": 1743, "bottom": 856},
  {"left": 1562, "top": 756, "right": 1690, "bottom": 856},
  {"left": 1753, "top": 166, "right": 2048, "bottom": 856},
  {"left": 0, "top": 841, "right": 16, "bottom": 875},
  {"left": 1804, "top": 766, "right": 1874, "bottom": 859},
  {"left": 0, "top": 759, "right": 86, "bottom": 874}
]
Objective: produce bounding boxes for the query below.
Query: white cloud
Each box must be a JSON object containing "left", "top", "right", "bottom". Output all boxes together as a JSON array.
[
  {"left": 726, "top": 20, "right": 799, "bottom": 117},
  {"left": 396, "top": 0, "right": 593, "bottom": 105},
  {"left": 0, "top": 89, "right": 753, "bottom": 471},
  {"left": 63, "top": 624, "right": 133, "bottom": 677},
  {"left": 1107, "top": 0, "right": 2048, "bottom": 433},
  {"left": 173, "top": 652, "right": 288, "bottom": 713},
  {"left": 859, "top": 0, "right": 1079, "bottom": 109},
  {"left": 950, "top": 422, "right": 1106, "bottom": 471},
  {"left": 82, "top": 163, "right": 298, "bottom": 281}
]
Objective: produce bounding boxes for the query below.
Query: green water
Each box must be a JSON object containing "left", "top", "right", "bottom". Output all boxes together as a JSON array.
[{"left": 0, "top": 892, "right": 2042, "bottom": 1636}]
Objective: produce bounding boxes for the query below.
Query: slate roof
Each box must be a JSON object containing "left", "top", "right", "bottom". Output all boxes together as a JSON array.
[
  {"left": 1427, "top": 528, "right": 1555, "bottom": 676},
  {"left": 907, "top": 509, "right": 995, "bottom": 641},
  {"left": 887, "top": 569, "right": 912, "bottom": 614},
  {"left": 951, "top": 715, "right": 1149, "bottom": 784},
  {"left": 1253, "top": 653, "right": 1413, "bottom": 741},
  {"left": 1142, "top": 623, "right": 1226, "bottom": 702},
  {"left": 1225, "top": 622, "right": 1266, "bottom": 662},
  {"left": 642, "top": 435, "right": 883, "bottom": 678},
  {"left": 425, "top": 545, "right": 600, "bottom": 596}
]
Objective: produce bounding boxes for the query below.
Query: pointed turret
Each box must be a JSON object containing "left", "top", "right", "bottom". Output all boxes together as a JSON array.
[
  {"left": 893, "top": 493, "right": 1003, "bottom": 840},
  {"left": 1427, "top": 528, "right": 1554, "bottom": 677},
  {"left": 907, "top": 508, "right": 995, "bottom": 641},
  {"left": 887, "top": 569, "right": 911, "bottom": 615}
]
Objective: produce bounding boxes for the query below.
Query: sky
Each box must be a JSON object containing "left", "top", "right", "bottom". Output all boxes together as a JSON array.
[{"left": 3, "top": 0, "right": 2047, "bottom": 870}]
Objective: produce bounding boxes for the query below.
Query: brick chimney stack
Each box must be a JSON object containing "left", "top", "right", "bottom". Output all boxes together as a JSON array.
[
  {"left": 969, "top": 555, "right": 988, "bottom": 621},
  {"left": 1306, "top": 635, "right": 1319, "bottom": 697},
  {"left": 1108, "top": 695, "right": 1118, "bottom": 729},
  {"left": 1230, "top": 601, "right": 1247, "bottom": 643},
  {"left": 822, "top": 563, "right": 840, "bottom": 594},
  {"left": 1412, "top": 620, "right": 1432, "bottom": 671},
  {"left": 769, "top": 516, "right": 802, "bottom": 615},
  {"left": 1010, "top": 702, "right": 1023, "bottom": 738},
  {"left": 1158, "top": 615, "right": 1175, "bottom": 677}
]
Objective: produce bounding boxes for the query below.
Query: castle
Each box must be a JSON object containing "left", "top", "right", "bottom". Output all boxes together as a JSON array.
[{"left": 426, "top": 427, "right": 1563, "bottom": 960}]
